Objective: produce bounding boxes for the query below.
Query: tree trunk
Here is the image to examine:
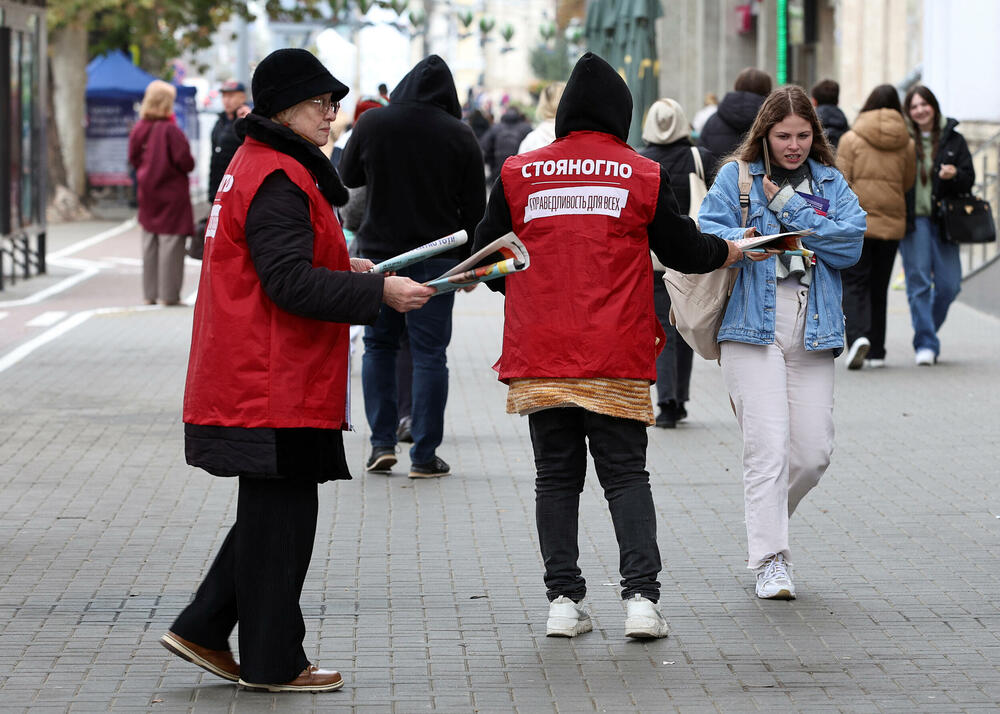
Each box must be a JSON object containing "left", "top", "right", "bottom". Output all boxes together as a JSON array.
[
  {"left": 45, "top": 60, "right": 67, "bottom": 199},
  {"left": 49, "top": 20, "right": 90, "bottom": 201}
]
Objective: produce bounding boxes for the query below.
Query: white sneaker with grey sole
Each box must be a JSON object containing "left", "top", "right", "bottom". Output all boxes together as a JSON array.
[
  {"left": 545, "top": 596, "right": 592, "bottom": 637},
  {"left": 624, "top": 594, "right": 669, "bottom": 639},
  {"left": 846, "top": 337, "right": 870, "bottom": 370}
]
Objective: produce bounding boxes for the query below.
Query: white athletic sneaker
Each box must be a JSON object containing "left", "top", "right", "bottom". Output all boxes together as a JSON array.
[
  {"left": 623, "top": 594, "right": 669, "bottom": 639},
  {"left": 755, "top": 554, "right": 796, "bottom": 600},
  {"left": 865, "top": 358, "right": 886, "bottom": 369},
  {"left": 545, "top": 596, "right": 593, "bottom": 637},
  {"left": 915, "top": 348, "right": 936, "bottom": 366},
  {"left": 846, "top": 337, "right": 870, "bottom": 370}
]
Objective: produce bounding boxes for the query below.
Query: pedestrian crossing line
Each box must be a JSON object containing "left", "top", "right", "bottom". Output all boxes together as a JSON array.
[{"left": 25, "top": 311, "right": 69, "bottom": 328}]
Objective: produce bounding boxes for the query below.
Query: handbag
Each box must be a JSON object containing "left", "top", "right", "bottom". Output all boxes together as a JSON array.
[
  {"left": 938, "top": 195, "right": 996, "bottom": 244},
  {"left": 662, "top": 159, "right": 750, "bottom": 360},
  {"left": 651, "top": 146, "right": 710, "bottom": 271},
  {"left": 187, "top": 217, "right": 207, "bottom": 260}
]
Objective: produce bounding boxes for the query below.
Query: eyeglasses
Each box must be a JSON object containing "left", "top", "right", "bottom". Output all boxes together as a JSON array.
[{"left": 309, "top": 98, "right": 340, "bottom": 115}]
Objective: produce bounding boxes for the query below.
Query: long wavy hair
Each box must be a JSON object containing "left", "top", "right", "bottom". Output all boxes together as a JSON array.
[
  {"left": 726, "top": 85, "right": 835, "bottom": 168},
  {"left": 903, "top": 85, "right": 942, "bottom": 184}
]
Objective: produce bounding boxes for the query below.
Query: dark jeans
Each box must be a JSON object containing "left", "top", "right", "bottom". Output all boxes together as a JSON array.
[
  {"left": 842, "top": 238, "right": 899, "bottom": 359},
  {"left": 362, "top": 258, "right": 456, "bottom": 464},
  {"left": 397, "top": 332, "right": 412, "bottom": 420},
  {"left": 170, "top": 477, "right": 318, "bottom": 684},
  {"left": 653, "top": 273, "right": 693, "bottom": 406},
  {"left": 528, "top": 408, "right": 661, "bottom": 603}
]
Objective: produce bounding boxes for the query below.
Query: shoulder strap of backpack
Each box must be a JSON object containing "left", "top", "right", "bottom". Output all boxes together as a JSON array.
[
  {"left": 736, "top": 159, "right": 752, "bottom": 227},
  {"left": 690, "top": 146, "right": 705, "bottom": 181}
]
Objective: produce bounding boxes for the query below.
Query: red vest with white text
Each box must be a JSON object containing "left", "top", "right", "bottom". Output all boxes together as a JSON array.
[
  {"left": 183, "top": 138, "right": 351, "bottom": 429},
  {"left": 497, "top": 130, "right": 664, "bottom": 382}
]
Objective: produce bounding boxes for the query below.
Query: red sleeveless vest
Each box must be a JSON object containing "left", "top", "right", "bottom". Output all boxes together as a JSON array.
[
  {"left": 184, "top": 138, "right": 351, "bottom": 429},
  {"left": 496, "top": 131, "right": 664, "bottom": 382}
]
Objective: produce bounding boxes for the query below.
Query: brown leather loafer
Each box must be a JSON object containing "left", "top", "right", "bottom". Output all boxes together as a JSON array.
[
  {"left": 159, "top": 631, "right": 240, "bottom": 682},
  {"left": 239, "top": 664, "right": 344, "bottom": 693}
]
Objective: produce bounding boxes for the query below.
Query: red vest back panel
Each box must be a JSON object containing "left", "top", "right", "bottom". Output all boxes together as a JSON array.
[
  {"left": 497, "top": 131, "right": 664, "bottom": 382},
  {"left": 184, "top": 138, "right": 351, "bottom": 429}
]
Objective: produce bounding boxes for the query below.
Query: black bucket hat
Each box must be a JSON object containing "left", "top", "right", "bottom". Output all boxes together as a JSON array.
[{"left": 251, "top": 48, "right": 348, "bottom": 118}]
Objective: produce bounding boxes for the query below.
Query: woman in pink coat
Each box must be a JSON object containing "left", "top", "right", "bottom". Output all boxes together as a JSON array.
[{"left": 128, "top": 79, "right": 195, "bottom": 305}]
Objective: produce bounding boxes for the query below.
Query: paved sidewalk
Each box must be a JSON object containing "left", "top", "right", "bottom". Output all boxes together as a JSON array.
[{"left": 0, "top": 221, "right": 999, "bottom": 712}]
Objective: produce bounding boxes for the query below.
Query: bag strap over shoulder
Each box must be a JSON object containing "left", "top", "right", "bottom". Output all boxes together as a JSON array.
[
  {"left": 736, "top": 159, "right": 752, "bottom": 227},
  {"left": 690, "top": 146, "right": 705, "bottom": 181}
]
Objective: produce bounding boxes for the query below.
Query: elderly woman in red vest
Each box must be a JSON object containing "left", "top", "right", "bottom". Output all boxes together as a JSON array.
[
  {"left": 159, "top": 49, "right": 432, "bottom": 694},
  {"left": 128, "top": 79, "right": 194, "bottom": 305}
]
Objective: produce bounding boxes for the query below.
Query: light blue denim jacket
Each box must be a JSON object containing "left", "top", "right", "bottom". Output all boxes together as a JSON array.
[{"left": 698, "top": 158, "right": 866, "bottom": 355}]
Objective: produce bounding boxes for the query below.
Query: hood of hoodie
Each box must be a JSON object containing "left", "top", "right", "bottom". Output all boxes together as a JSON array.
[
  {"left": 388, "top": 55, "right": 462, "bottom": 118},
  {"left": 555, "top": 52, "right": 631, "bottom": 141},
  {"left": 715, "top": 90, "right": 766, "bottom": 134},
  {"left": 852, "top": 108, "right": 911, "bottom": 151}
]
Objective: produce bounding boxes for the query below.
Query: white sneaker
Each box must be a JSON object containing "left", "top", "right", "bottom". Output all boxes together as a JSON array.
[
  {"left": 623, "top": 594, "right": 669, "bottom": 639},
  {"left": 545, "top": 596, "right": 593, "bottom": 637},
  {"left": 865, "top": 358, "right": 885, "bottom": 369},
  {"left": 915, "top": 348, "right": 936, "bottom": 366},
  {"left": 846, "top": 337, "right": 870, "bottom": 370},
  {"left": 755, "top": 554, "right": 796, "bottom": 600}
]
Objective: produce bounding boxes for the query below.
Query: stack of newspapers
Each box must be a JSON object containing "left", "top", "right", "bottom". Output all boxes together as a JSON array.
[{"left": 368, "top": 230, "right": 530, "bottom": 294}]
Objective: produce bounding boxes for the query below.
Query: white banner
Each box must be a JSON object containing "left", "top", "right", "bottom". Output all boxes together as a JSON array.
[{"left": 523, "top": 186, "right": 630, "bottom": 222}]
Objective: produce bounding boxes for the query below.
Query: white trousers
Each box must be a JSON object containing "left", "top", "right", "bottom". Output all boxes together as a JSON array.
[{"left": 720, "top": 280, "right": 835, "bottom": 570}]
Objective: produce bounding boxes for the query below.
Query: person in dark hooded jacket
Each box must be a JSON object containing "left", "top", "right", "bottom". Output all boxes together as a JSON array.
[
  {"left": 340, "top": 55, "right": 486, "bottom": 480},
  {"left": 473, "top": 52, "right": 741, "bottom": 641},
  {"left": 698, "top": 67, "right": 772, "bottom": 180},
  {"left": 480, "top": 106, "right": 532, "bottom": 181},
  {"left": 811, "top": 79, "right": 849, "bottom": 150}
]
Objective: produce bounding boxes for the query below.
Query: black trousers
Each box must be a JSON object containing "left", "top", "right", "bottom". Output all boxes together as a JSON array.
[
  {"left": 170, "top": 477, "right": 318, "bottom": 683},
  {"left": 842, "top": 238, "right": 900, "bottom": 359},
  {"left": 652, "top": 273, "right": 693, "bottom": 406},
  {"left": 528, "top": 408, "right": 661, "bottom": 603}
]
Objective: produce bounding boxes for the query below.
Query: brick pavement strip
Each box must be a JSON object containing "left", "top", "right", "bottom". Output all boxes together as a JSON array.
[{"left": 0, "top": 274, "right": 998, "bottom": 712}]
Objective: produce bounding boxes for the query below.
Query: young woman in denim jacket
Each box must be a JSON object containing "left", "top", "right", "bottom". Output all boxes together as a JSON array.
[{"left": 698, "top": 86, "right": 866, "bottom": 600}]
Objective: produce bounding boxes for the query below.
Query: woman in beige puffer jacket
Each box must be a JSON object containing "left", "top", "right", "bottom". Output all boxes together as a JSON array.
[{"left": 836, "top": 85, "right": 916, "bottom": 370}]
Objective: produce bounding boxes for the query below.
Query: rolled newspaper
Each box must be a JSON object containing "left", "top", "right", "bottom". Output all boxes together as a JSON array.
[
  {"left": 367, "top": 229, "right": 468, "bottom": 273},
  {"left": 424, "top": 257, "right": 525, "bottom": 294}
]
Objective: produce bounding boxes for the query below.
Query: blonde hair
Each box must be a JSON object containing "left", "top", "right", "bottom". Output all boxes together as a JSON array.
[
  {"left": 274, "top": 101, "right": 306, "bottom": 125},
  {"left": 535, "top": 82, "right": 566, "bottom": 121},
  {"left": 139, "top": 80, "right": 176, "bottom": 120}
]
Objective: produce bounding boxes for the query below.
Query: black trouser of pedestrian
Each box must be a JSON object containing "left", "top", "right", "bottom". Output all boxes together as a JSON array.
[
  {"left": 528, "top": 407, "right": 661, "bottom": 604},
  {"left": 842, "top": 237, "right": 899, "bottom": 360},
  {"left": 652, "top": 273, "right": 693, "bottom": 407},
  {"left": 170, "top": 476, "right": 318, "bottom": 684}
]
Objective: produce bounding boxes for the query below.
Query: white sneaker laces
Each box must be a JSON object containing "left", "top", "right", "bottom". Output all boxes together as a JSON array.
[{"left": 760, "top": 554, "right": 789, "bottom": 582}]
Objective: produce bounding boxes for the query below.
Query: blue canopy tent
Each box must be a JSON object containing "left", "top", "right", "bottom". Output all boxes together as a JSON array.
[{"left": 85, "top": 50, "right": 198, "bottom": 186}]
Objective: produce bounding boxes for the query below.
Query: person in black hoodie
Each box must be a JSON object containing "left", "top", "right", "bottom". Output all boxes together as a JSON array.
[
  {"left": 473, "top": 53, "right": 740, "bottom": 640},
  {"left": 698, "top": 67, "right": 771, "bottom": 180},
  {"left": 638, "top": 98, "right": 715, "bottom": 428},
  {"left": 811, "top": 79, "right": 849, "bottom": 150},
  {"left": 480, "top": 106, "right": 532, "bottom": 182},
  {"left": 340, "top": 55, "right": 486, "bottom": 479}
]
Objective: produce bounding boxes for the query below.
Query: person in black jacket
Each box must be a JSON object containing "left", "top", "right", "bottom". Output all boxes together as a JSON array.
[
  {"left": 639, "top": 98, "right": 715, "bottom": 428},
  {"left": 480, "top": 106, "right": 532, "bottom": 182},
  {"left": 899, "top": 85, "right": 975, "bottom": 365},
  {"left": 340, "top": 55, "right": 486, "bottom": 479},
  {"left": 811, "top": 79, "right": 849, "bottom": 150},
  {"left": 160, "top": 49, "right": 433, "bottom": 694},
  {"left": 207, "top": 80, "right": 250, "bottom": 201},
  {"left": 698, "top": 67, "right": 771, "bottom": 180}
]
